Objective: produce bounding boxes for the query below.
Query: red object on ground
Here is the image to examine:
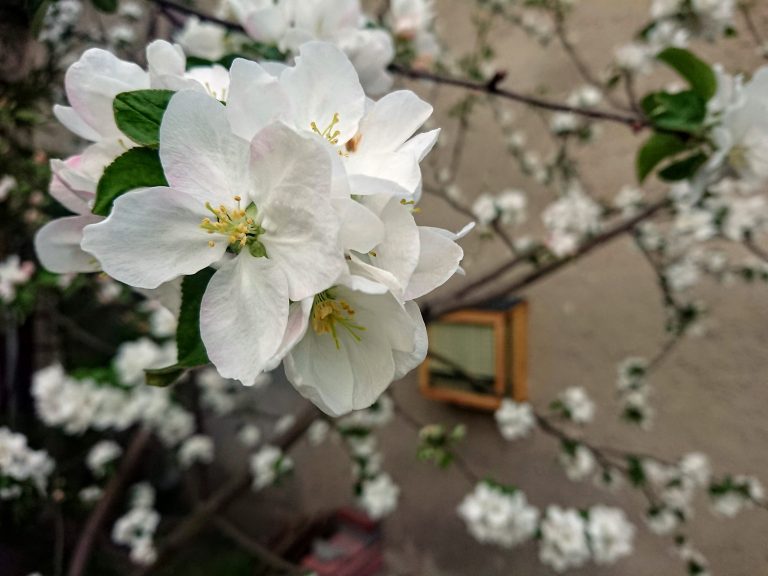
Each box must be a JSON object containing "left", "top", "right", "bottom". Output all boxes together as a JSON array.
[{"left": 300, "top": 508, "right": 383, "bottom": 576}]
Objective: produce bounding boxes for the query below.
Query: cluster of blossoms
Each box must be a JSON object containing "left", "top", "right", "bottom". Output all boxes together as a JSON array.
[
  {"left": 0, "top": 428, "right": 54, "bottom": 500},
  {"left": 0, "top": 255, "right": 35, "bottom": 304},
  {"left": 471, "top": 188, "right": 527, "bottom": 232},
  {"left": 616, "top": 356, "right": 655, "bottom": 428},
  {"left": 319, "top": 395, "right": 402, "bottom": 519},
  {"left": 552, "top": 386, "right": 595, "bottom": 425},
  {"left": 176, "top": 0, "right": 438, "bottom": 95},
  {"left": 614, "top": 0, "right": 735, "bottom": 73},
  {"left": 458, "top": 482, "right": 635, "bottom": 572},
  {"left": 112, "top": 483, "right": 160, "bottom": 566},
  {"left": 32, "top": 360, "right": 194, "bottom": 446},
  {"left": 250, "top": 444, "right": 293, "bottom": 490},
  {"left": 494, "top": 398, "right": 535, "bottom": 441},
  {"left": 36, "top": 36, "right": 466, "bottom": 418},
  {"left": 86, "top": 440, "right": 123, "bottom": 477},
  {"left": 542, "top": 183, "right": 602, "bottom": 257},
  {"left": 550, "top": 86, "right": 604, "bottom": 139},
  {"left": 178, "top": 434, "right": 215, "bottom": 469}
]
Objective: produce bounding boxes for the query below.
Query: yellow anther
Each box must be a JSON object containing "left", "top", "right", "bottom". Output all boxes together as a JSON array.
[
  {"left": 311, "top": 113, "right": 342, "bottom": 145},
  {"left": 208, "top": 240, "right": 216, "bottom": 247},
  {"left": 311, "top": 291, "right": 365, "bottom": 349},
  {"left": 345, "top": 133, "right": 362, "bottom": 153}
]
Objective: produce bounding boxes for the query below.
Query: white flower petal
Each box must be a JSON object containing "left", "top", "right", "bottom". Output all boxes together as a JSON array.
[
  {"left": 260, "top": 184, "right": 344, "bottom": 301},
  {"left": 52, "top": 105, "right": 102, "bottom": 142},
  {"left": 398, "top": 128, "right": 440, "bottom": 162},
  {"left": 226, "top": 59, "right": 290, "bottom": 141},
  {"left": 345, "top": 150, "right": 422, "bottom": 195},
  {"left": 159, "top": 90, "right": 250, "bottom": 205},
  {"left": 404, "top": 226, "right": 464, "bottom": 300},
  {"left": 365, "top": 197, "right": 420, "bottom": 294},
  {"left": 35, "top": 215, "right": 103, "bottom": 273},
  {"left": 264, "top": 297, "right": 313, "bottom": 371},
  {"left": 333, "top": 197, "right": 384, "bottom": 253},
  {"left": 81, "top": 187, "right": 226, "bottom": 289},
  {"left": 64, "top": 48, "right": 149, "bottom": 139},
  {"left": 146, "top": 40, "right": 186, "bottom": 80},
  {"left": 243, "top": 7, "right": 288, "bottom": 44},
  {"left": 393, "top": 301, "right": 427, "bottom": 380},
  {"left": 355, "top": 90, "right": 433, "bottom": 154},
  {"left": 281, "top": 42, "right": 365, "bottom": 143},
  {"left": 200, "top": 254, "right": 289, "bottom": 384}
]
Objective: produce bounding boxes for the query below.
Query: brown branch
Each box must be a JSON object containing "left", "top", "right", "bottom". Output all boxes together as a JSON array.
[
  {"left": 213, "top": 516, "right": 303, "bottom": 574},
  {"left": 67, "top": 428, "right": 153, "bottom": 576},
  {"left": 425, "top": 197, "right": 671, "bottom": 320},
  {"left": 133, "top": 405, "right": 319, "bottom": 576},
  {"left": 144, "top": 0, "right": 646, "bottom": 128},
  {"left": 740, "top": 3, "right": 768, "bottom": 60}
]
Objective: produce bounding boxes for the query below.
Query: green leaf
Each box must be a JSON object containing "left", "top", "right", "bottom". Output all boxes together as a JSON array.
[
  {"left": 93, "top": 147, "right": 168, "bottom": 216},
  {"left": 145, "top": 364, "right": 188, "bottom": 387},
  {"left": 114, "top": 90, "right": 175, "bottom": 147},
  {"left": 641, "top": 90, "right": 707, "bottom": 134},
  {"left": 90, "top": 0, "right": 117, "bottom": 12},
  {"left": 656, "top": 47, "right": 717, "bottom": 102},
  {"left": 658, "top": 152, "right": 708, "bottom": 181},
  {"left": 636, "top": 132, "right": 689, "bottom": 182},
  {"left": 176, "top": 268, "right": 216, "bottom": 367}
]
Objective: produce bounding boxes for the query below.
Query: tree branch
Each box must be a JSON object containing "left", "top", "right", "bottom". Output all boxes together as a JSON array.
[
  {"left": 133, "top": 405, "right": 319, "bottom": 576},
  {"left": 425, "top": 198, "right": 671, "bottom": 320},
  {"left": 67, "top": 427, "right": 153, "bottom": 576}
]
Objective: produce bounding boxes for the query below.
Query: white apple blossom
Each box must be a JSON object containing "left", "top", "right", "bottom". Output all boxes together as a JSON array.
[
  {"left": 238, "top": 424, "right": 262, "bottom": 448},
  {"left": 539, "top": 506, "right": 590, "bottom": 572},
  {"left": 114, "top": 338, "right": 177, "bottom": 387},
  {"left": 0, "top": 255, "right": 34, "bottom": 303},
  {"left": 558, "top": 386, "right": 595, "bottom": 424},
  {"left": 112, "top": 498, "right": 160, "bottom": 566},
  {"left": 86, "top": 440, "right": 123, "bottom": 476},
  {"left": 542, "top": 188, "right": 602, "bottom": 257},
  {"left": 82, "top": 91, "right": 344, "bottom": 386},
  {"left": 359, "top": 473, "right": 400, "bottom": 519},
  {"left": 36, "top": 42, "right": 232, "bottom": 275},
  {"left": 228, "top": 0, "right": 395, "bottom": 95},
  {"left": 0, "top": 428, "right": 54, "bottom": 496},
  {"left": 178, "top": 435, "right": 215, "bottom": 468},
  {"left": 494, "top": 399, "right": 535, "bottom": 441},
  {"left": 587, "top": 506, "right": 635, "bottom": 565},
  {"left": 0, "top": 175, "right": 16, "bottom": 201},
  {"left": 251, "top": 444, "right": 293, "bottom": 490},
  {"left": 560, "top": 445, "right": 596, "bottom": 482},
  {"left": 457, "top": 482, "right": 539, "bottom": 548},
  {"left": 174, "top": 16, "right": 229, "bottom": 61}
]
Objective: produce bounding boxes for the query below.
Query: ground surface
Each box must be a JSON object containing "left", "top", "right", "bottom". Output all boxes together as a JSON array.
[{"left": 216, "top": 1, "right": 768, "bottom": 574}]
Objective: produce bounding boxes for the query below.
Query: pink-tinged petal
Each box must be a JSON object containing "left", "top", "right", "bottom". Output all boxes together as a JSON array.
[
  {"left": 404, "top": 226, "right": 464, "bottom": 300},
  {"left": 159, "top": 90, "right": 250, "bottom": 205},
  {"left": 35, "top": 215, "right": 103, "bottom": 273},
  {"left": 50, "top": 157, "right": 92, "bottom": 215},
  {"left": 226, "top": 59, "right": 290, "bottom": 141},
  {"left": 280, "top": 42, "right": 365, "bottom": 143},
  {"left": 200, "top": 254, "right": 289, "bottom": 385},
  {"left": 52, "top": 105, "right": 102, "bottom": 142},
  {"left": 355, "top": 90, "right": 433, "bottom": 154},
  {"left": 64, "top": 49, "right": 149, "bottom": 139},
  {"left": 81, "top": 187, "right": 226, "bottom": 289}
]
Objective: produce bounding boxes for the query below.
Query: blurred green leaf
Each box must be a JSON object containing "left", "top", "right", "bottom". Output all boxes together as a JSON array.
[
  {"left": 656, "top": 47, "right": 717, "bottom": 102},
  {"left": 636, "top": 132, "right": 688, "bottom": 182}
]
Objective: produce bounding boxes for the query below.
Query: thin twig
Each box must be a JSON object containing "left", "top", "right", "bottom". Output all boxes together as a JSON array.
[
  {"left": 143, "top": 0, "right": 646, "bottom": 128},
  {"left": 740, "top": 3, "right": 768, "bottom": 60},
  {"left": 425, "top": 198, "right": 671, "bottom": 320},
  {"left": 133, "top": 405, "right": 320, "bottom": 576},
  {"left": 67, "top": 428, "right": 153, "bottom": 576},
  {"left": 214, "top": 516, "right": 304, "bottom": 574}
]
